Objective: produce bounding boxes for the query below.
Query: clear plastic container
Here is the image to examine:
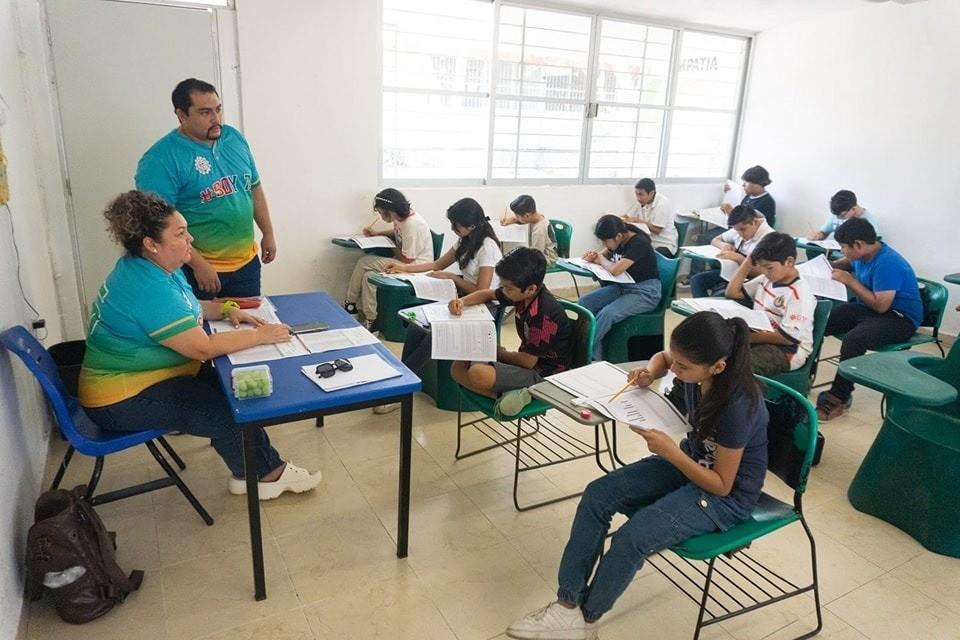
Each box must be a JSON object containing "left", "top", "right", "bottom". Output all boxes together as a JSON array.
[{"left": 231, "top": 364, "right": 273, "bottom": 399}]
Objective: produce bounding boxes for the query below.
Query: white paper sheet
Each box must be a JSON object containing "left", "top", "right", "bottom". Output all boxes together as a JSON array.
[
  {"left": 430, "top": 320, "right": 497, "bottom": 362},
  {"left": 585, "top": 388, "right": 688, "bottom": 438},
  {"left": 722, "top": 180, "right": 746, "bottom": 208},
  {"left": 683, "top": 244, "right": 722, "bottom": 261},
  {"left": 796, "top": 235, "right": 841, "bottom": 251},
  {"left": 683, "top": 298, "right": 774, "bottom": 332},
  {"left": 299, "top": 326, "right": 381, "bottom": 354},
  {"left": 797, "top": 255, "right": 849, "bottom": 301},
  {"left": 301, "top": 353, "right": 401, "bottom": 392},
  {"left": 387, "top": 274, "right": 458, "bottom": 302},
  {"left": 691, "top": 206, "right": 729, "bottom": 229},
  {"left": 546, "top": 361, "right": 631, "bottom": 399},
  {"left": 718, "top": 258, "right": 741, "bottom": 282},
  {"left": 565, "top": 257, "right": 635, "bottom": 284},
  {"left": 497, "top": 223, "right": 530, "bottom": 244},
  {"left": 335, "top": 234, "right": 396, "bottom": 249},
  {"left": 421, "top": 302, "right": 493, "bottom": 323},
  {"left": 208, "top": 299, "right": 311, "bottom": 364}
]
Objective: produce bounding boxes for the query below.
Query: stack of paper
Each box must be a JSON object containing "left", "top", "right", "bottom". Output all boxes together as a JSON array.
[
  {"left": 546, "top": 362, "right": 688, "bottom": 438},
  {"left": 797, "top": 254, "right": 849, "bottom": 301},
  {"left": 300, "top": 353, "right": 401, "bottom": 392},
  {"left": 564, "top": 257, "right": 635, "bottom": 284},
  {"left": 386, "top": 273, "right": 458, "bottom": 302},
  {"left": 497, "top": 223, "right": 530, "bottom": 244},
  {"left": 298, "top": 326, "right": 381, "bottom": 354},
  {"left": 796, "top": 235, "right": 841, "bottom": 251},
  {"left": 683, "top": 244, "right": 722, "bottom": 261},
  {"left": 335, "top": 235, "right": 396, "bottom": 249},
  {"left": 208, "top": 297, "right": 312, "bottom": 365},
  {"left": 683, "top": 298, "right": 774, "bottom": 332},
  {"left": 691, "top": 207, "right": 729, "bottom": 229},
  {"left": 397, "top": 301, "right": 497, "bottom": 362}
]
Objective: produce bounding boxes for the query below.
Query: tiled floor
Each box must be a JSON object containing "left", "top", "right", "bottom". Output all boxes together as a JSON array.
[{"left": 20, "top": 305, "right": 960, "bottom": 640}]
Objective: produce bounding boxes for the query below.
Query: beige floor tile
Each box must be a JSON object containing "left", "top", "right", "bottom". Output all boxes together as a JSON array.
[
  {"left": 348, "top": 445, "right": 459, "bottom": 512},
  {"left": 807, "top": 497, "right": 925, "bottom": 571},
  {"left": 827, "top": 573, "right": 960, "bottom": 640},
  {"left": 161, "top": 540, "right": 301, "bottom": 640},
  {"left": 890, "top": 551, "right": 960, "bottom": 616},
  {"left": 262, "top": 458, "right": 370, "bottom": 536},
  {"left": 24, "top": 570, "right": 168, "bottom": 640},
  {"left": 761, "top": 609, "right": 868, "bottom": 640},
  {"left": 200, "top": 607, "right": 315, "bottom": 640},
  {"left": 302, "top": 567, "right": 455, "bottom": 640}
]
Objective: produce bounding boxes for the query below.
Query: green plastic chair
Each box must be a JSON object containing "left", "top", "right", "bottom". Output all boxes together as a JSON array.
[
  {"left": 545, "top": 219, "right": 580, "bottom": 297},
  {"left": 601, "top": 252, "right": 680, "bottom": 363},
  {"left": 771, "top": 299, "right": 832, "bottom": 397},
  {"left": 622, "top": 377, "right": 823, "bottom": 639},
  {"left": 674, "top": 220, "right": 689, "bottom": 249},
  {"left": 456, "top": 301, "right": 608, "bottom": 510},
  {"left": 366, "top": 230, "right": 446, "bottom": 342},
  {"left": 839, "top": 344, "right": 960, "bottom": 557}
]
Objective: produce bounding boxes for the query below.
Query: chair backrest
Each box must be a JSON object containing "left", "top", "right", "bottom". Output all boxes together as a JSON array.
[
  {"left": 674, "top": 220, "right": 689, "bottom": 246},
  {"left": 431, "top": 230, "right": 445, "bottom": 261},
  {"left": 549, "top": 219, "right": 573, "bottom": 259},
  {"left": 1, "top": 326, "right": 83, "bottom": 444},
  {"left": 808, "top": 299, "right": 833, "bottom": 363},
  {"left": 755, "top": 376, "right": 820, "bottom": 495},
  {"left": 916, "top": 277, "right": 948, "bottom": 332},
  {"left": 559, "top": 300, "right": 596, "bottom": 368},
  {"left": 653, "top": 251, "right": 681, "bottom": 313}
]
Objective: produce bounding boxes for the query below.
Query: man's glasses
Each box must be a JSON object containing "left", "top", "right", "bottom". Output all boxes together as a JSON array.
[{"left": 315, "top": 358, "right": 353, "bottom": 378}]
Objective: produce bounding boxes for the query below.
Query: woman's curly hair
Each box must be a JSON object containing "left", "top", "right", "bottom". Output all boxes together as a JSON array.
[{"left": 104, "top": 191, "right": 175, "bottom": 256}]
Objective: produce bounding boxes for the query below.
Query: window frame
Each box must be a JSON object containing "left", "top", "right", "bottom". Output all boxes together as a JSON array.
[{"left": 380, "top": 0, "right": 753, "bottom": 187}]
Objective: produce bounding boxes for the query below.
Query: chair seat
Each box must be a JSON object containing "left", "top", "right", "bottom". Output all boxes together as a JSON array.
[
  {"left": 671, "top": 493, "right": 799, "bottom": 560},
  {"left": 71, "top": 403, "right": 170, "bottom": 457},
  {"left": 459, "top": 387, "right": 551, "bottom": 419}
]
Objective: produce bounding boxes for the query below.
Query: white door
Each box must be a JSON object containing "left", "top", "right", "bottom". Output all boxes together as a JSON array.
[{"left": 46, "top": 0, "right": 235, "bottom": 317}]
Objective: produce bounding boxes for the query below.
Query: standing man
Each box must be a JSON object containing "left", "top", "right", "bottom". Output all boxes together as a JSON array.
[{"left": 136, "top": 78, "right": 276, "bottom": 299}]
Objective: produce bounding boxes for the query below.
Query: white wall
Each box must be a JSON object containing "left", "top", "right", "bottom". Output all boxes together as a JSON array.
[
  {"left": 236, "top": 0, "right": 726, "bottom": 300},
  {"left": 738, "top": 0, "right": 960, "bottom": 335},
  {"left": 0, "top": 1, "right": 68, "bottom": 637}
]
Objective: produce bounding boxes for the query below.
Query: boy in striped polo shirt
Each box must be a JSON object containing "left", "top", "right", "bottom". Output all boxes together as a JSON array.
[{"left": 724, "top": 232, "right": 817, "bottom": 376}]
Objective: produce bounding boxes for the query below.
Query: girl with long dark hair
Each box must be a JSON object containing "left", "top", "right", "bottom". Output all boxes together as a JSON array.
[{"left": 507, "top": 311, "right": 769, "bottom": 640}]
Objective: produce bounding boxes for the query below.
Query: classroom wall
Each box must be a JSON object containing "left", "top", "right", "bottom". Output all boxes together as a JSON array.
[
  {"left": 0, "top": 1, "right": 69, "bottom": 637},
  {"left": 236, "top": 0, "right": 727, "bottom": 299},
  {"left": 737, "top": 0, "right": 960, "bottom": 336}
]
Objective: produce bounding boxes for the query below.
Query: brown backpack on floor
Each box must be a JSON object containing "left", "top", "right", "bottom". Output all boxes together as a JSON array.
[{"left": 26, "top": 486, "right": 143, "bottom": 624}]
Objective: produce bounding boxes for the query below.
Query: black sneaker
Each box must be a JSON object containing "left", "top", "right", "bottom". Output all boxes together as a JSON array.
[{"left": 343, "top": 302, "right": 359, "bottom": 315}]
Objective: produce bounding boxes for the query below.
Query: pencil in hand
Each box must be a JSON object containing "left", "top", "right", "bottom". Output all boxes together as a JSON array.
[{"left": 608, "top": 379, "right": 632, "bottom": 402}]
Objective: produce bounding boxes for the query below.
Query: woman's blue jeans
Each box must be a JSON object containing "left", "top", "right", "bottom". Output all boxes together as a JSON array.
[
  {"left": 84, "top": 364, "right": 283, "bottom": 479},
  {"left": 557, "top": 455, "right": 751, "bottom": 621},
  {"left": 578, "top": 279, "right": 661, "bottom": 361}
]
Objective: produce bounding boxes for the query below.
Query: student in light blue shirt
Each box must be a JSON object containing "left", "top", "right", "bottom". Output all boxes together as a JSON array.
[{"left": 806, "top": 190, "right": 879, "bottom": 240}]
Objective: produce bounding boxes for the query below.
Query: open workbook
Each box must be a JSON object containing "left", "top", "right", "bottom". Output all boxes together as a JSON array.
[
  {"left": 400, "top": 302, "right": 497, "bottom": 362},
  {"left": 383, "top": 273, "right": 458, "bottom": 302},
  {"left": 334, "top": 234, "right": 396, "bottom": 249}
]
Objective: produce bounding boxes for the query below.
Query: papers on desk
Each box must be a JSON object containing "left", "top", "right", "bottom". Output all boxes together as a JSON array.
[
  {"left": 334, "top": 234, "right": 396, "bottom": 249},
  {"left": 564, "top": 257, "right": 635, "bottom": 284},
  {"left": 796, "top": 235, "right": 841, "bottom": 251},
  {"left": 384, "top": 273, "right": 458, "bottom": 302},
  {"left": 497, "top": 223, "right": 530, "bottom": 244},
  {"left": 546, "top": 361, "right": 688, "bottom": 438},
  {"left": 399, "top": 302, "right": 497, "bottom": 361},
  {"left": 690, "top": 207, "right": 729, "bottom": 229},
  {"left": 208, "top": 298, "right": 312, "bottom": 365},
  {"left": 298, "top": 326, "right": 381, "bottom": 354},
  {"left": 422, "top": 302, "right": 494, "bottom": 323},
  {"left": 300, "top": 353, "right": 401, "bottom": 392},
  {"left": 683, "top": 245, "right": 721, "bottom": 261},
  {"left": 797, "top": 255, "right": 848, "bottom": 301},
  {"left": 683, "top": 298, "right": 774, "bottom": 332}
]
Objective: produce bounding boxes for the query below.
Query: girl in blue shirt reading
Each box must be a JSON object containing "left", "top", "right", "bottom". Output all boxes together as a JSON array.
[{"left": 507, "top": 311, "right": 769, "bottom": 640}]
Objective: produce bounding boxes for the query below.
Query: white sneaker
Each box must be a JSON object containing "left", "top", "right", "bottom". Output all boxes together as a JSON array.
[
  {"left": 372, "top": 403, "right": 400, "bottom": 414},
  {"left": 228, "top": 462, "right": 322, "bottom": 500},
  {"left": 506, "top": 601, "right": 597, "bottom": 640}
]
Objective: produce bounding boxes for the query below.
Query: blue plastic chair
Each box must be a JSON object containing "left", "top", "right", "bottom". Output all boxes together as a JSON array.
[{"left": 1, "top": 326, "right": 213, "bottom": 524}]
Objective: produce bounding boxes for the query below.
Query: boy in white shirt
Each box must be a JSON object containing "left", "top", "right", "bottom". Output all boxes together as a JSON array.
[
  {"left": 690, "top": 205, "right": 774, "bottom": 297},
  {"left": 725, "top": 232, "right": 817, "bottom": 376},
  {"left": 500, "top": 194, "right": 558, "bottom": 265},
  {"left": 622, "top": 178, "right": 678, "bottom": 257}
]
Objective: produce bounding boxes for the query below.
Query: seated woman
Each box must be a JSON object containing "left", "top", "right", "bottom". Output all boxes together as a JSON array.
[
  {"left": 380, "top": 197, "right": 502, "bottom": 413},
  {"left": 79, "top": 191, "right": 322, "bottom": 500},
  {"left": 577, "top": 215, "right": 661, "bottom": 361},
  {"left": 344, "top": 188, "right": 433, "bottom": 328},
  {"left": 506, "top": 312, "right": 768, "bottom": 640}
]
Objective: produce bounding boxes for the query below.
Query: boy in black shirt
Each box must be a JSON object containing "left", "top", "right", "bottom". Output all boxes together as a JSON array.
[
  {"left": 450, "top": 248, "right": 573, "bottom": 407},
  {"left": 721, "top": 165, "right": 776, "bottom": 227}
]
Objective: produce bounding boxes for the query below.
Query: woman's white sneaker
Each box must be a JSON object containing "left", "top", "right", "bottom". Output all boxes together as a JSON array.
[
  {"left": 506, "top": 601, "right": 597, "bottom": 640},
  {"left": 228, "top": 462, "right": 322, "bottom": 499}
]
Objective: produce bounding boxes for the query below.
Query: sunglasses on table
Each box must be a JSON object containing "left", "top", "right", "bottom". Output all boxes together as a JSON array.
[{"left": 315, "top": 358, "right": 353, "bottom": 378}]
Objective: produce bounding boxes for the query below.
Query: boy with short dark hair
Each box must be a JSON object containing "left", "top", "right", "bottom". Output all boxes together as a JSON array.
[
  {"left": 690, "top": 205, "right": 774, "bottom": 298},
  {"left": 622, "top": 177, "right": 678, "bottom": 257},
  {"left": 500, "top": 194, "right": 559, "bottom": 264},
  {"left": 806, "top": 189, "right": 880, "bottom": 241},
  {"left": 721, "top": 165, "right": 776, "bottom": 227},
  {"left": 725, "top": 232, "right": 817, "bottom": 376},
  {"left": 817, "top": 218, "right": 922, "bottom": 421},
  {"left": 450, "top": 248, "right": 573, "bottom": 411}
]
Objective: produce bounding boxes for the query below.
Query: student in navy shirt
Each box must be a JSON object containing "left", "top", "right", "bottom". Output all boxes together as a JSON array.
[
  {"left": 818, "top": 218, "right": 921, "bottom": 421},
  {"left": 507, "top": 312, "right": 768, "bottom": 640},
  {"left": 721, "top": 165, "right": 776, "bottom": 227}
]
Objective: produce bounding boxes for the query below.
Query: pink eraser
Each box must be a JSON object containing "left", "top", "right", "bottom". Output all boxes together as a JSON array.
[{"left": 579, "top": 408, "right": 593, "bottom": 420}]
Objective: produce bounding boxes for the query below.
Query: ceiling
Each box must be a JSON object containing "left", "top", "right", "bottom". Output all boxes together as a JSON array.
[{"left": 539, "top": 0, "right": 890, "bottom": 33}]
